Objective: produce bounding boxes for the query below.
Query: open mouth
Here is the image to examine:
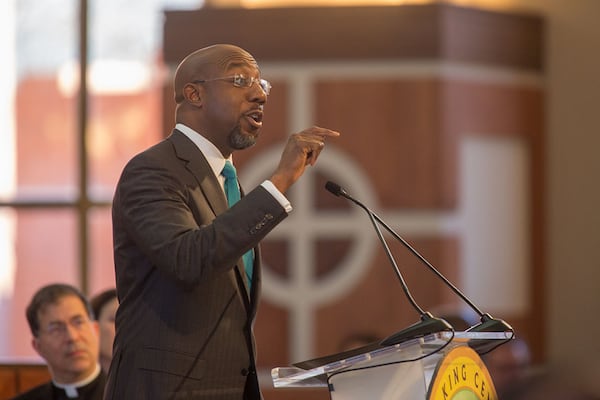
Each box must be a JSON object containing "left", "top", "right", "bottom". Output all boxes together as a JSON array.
[{"left": 245, "top": 110, "right": 263, "bottom": 128}]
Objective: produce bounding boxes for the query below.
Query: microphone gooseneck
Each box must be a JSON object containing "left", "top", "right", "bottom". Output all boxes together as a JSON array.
[
  {"left": 325, "top": 181, "right": 513, "bottom": 339},
  {"left": 325, "top": 181, "right": 453, "bottom": 345},
  {"left": 326, "top": 181, "right": 424, "bottom": 315}
]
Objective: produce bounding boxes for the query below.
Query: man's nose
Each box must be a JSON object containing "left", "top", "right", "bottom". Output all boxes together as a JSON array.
[
  {"left": 248, "top": 81, "right": 267, "bottom": 103},
  {"left": 63, "top": 322, "right": 83, "bottom": 339}
]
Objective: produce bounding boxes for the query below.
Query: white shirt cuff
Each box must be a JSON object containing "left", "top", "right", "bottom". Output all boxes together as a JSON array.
[{"left": 261, "top": 180, "right": 292, "bottom": 213}]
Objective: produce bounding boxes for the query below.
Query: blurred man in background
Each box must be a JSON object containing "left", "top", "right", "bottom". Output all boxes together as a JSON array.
[
  {"left": 12, "top": 283, "right": 105, "bottom": 400},
  {"left": 90, "top": 288, "right": 118, "bottom": 374}
]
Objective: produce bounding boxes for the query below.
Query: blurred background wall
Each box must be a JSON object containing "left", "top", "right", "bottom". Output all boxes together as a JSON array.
[{"left": 0, "top": 0, "right": 598, "bottom": 398}]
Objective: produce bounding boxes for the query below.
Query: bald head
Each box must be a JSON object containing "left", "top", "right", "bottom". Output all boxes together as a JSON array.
[{"left": 174, "top": 44, "right": 259, "bottom": 104}]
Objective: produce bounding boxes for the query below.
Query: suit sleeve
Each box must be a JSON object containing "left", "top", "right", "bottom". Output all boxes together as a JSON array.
[{"left": 112, "top": 149, "right": 287, "bottom": 288}]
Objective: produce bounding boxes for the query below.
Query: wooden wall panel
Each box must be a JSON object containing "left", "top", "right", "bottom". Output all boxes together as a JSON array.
[
  {"left": 0, "top": 364, "right": 50, "bottom": 399},
  {"left": 314, "top": 237, "right": 459, "bottom": 357},
  {"left": 161, "top": 4, "right": 546, "bottom": 396},
  {"left": 0, "top": 368, "right": 16, "bottom": 399},
  {"left": 440, "top": 80, "right": 545, "bottom": 359},
  {"left": 315, "top": 78, "right": 449, "bottom": 208},
  {"left": 442, "top": 81, "right": 543, "bottom": 138},
  {"left": 163, "top": 4, "right": 543, "bottom": 70}
]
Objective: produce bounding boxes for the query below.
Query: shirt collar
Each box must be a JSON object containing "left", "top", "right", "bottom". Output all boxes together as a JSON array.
[
  {"left": 175, "top": 123, "right": 233, "bottom": 180},
  {"left": 53, "top": 363, "right": 101, "bottom": 398}
]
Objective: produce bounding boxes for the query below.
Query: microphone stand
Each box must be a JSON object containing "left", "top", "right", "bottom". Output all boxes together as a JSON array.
[
  {"left": 325, "top": 182, "right": 452, "bottom": 345},
  {"left": 362, "top": 203, "right": 512, "bottom": 334},
  {"left": 324, "top": 181, "right": 513, "bottom": 346}
]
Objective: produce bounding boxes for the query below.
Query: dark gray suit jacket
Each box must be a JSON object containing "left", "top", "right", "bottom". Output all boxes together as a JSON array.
[{"left": 104, "top": 130, "right": 287, "bottom": 400}]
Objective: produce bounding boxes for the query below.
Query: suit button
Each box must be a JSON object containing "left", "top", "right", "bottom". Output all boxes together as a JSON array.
[{"left": 241, "top": 368, "right": 249, "bottom": 376}]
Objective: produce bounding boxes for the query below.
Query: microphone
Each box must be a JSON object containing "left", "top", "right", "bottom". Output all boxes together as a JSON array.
[
  {"left": 325, "top": 181, "right": 452, "bottom": 345},
  {"left": 324, "top": 181, "right": 513, "bottom": 345}
]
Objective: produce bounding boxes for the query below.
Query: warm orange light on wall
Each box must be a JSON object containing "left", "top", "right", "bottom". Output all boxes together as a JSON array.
[
  {"left": 239, "top": 0, "right": 431, "bottom": 7},
  {"left": 217, "top": 0, "right": 528, "bottom": 13}
]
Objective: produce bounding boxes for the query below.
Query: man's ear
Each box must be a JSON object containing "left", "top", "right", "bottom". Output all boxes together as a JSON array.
[{"left": 183, "top": 83, "right": 202, "bottom": 104}]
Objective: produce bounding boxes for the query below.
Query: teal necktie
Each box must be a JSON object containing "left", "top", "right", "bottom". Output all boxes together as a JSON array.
[{"left": 222, "top": 161, "right": 254, "bottom": 288}]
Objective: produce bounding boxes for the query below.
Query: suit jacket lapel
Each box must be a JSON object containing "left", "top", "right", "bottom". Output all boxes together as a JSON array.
[
  {"left": 168, "top": 130, "right": 252, "bottom": 306},
  {"left": 169, "top": 130, "right": 227, "bottom": 216}
]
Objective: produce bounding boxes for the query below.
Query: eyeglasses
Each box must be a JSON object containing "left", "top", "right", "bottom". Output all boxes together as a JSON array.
[
  {"left": 193, "top": 74, "right": 271, "bottom": 95},
  {"left": 39, "top": 315, "right": 91, "bottom": 339}
]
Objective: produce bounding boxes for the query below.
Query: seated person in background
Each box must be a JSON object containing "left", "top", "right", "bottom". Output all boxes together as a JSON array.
[
  {"left": 90, "top": 289, "right": 118, "bottom": 373},
  {"left": 12, "top": 283, "right": 105, "bottom": 400},
  {"left": 482, "top": 337, "right": 531, "bottom": 398}
]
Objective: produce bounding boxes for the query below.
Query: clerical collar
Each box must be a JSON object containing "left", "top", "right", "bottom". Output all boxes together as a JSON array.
[{"left": 53, "top": 364, "right": 101, "bottom": 398}]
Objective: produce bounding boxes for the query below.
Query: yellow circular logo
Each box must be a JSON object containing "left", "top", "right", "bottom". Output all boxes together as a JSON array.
[{"left": 427, "top": 346, "right": 497, "bottom": 400}]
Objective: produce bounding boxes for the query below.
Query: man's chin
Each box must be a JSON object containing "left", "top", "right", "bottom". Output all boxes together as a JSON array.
[
  {"left": 59, "top": 361, "right": 96, "bottom": 378},
  {"left": 230, "top": 131, "right": 258, "bottom": 150},
  {"left": 70, "top": 359, "right": 93, "bottom": 368}
]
